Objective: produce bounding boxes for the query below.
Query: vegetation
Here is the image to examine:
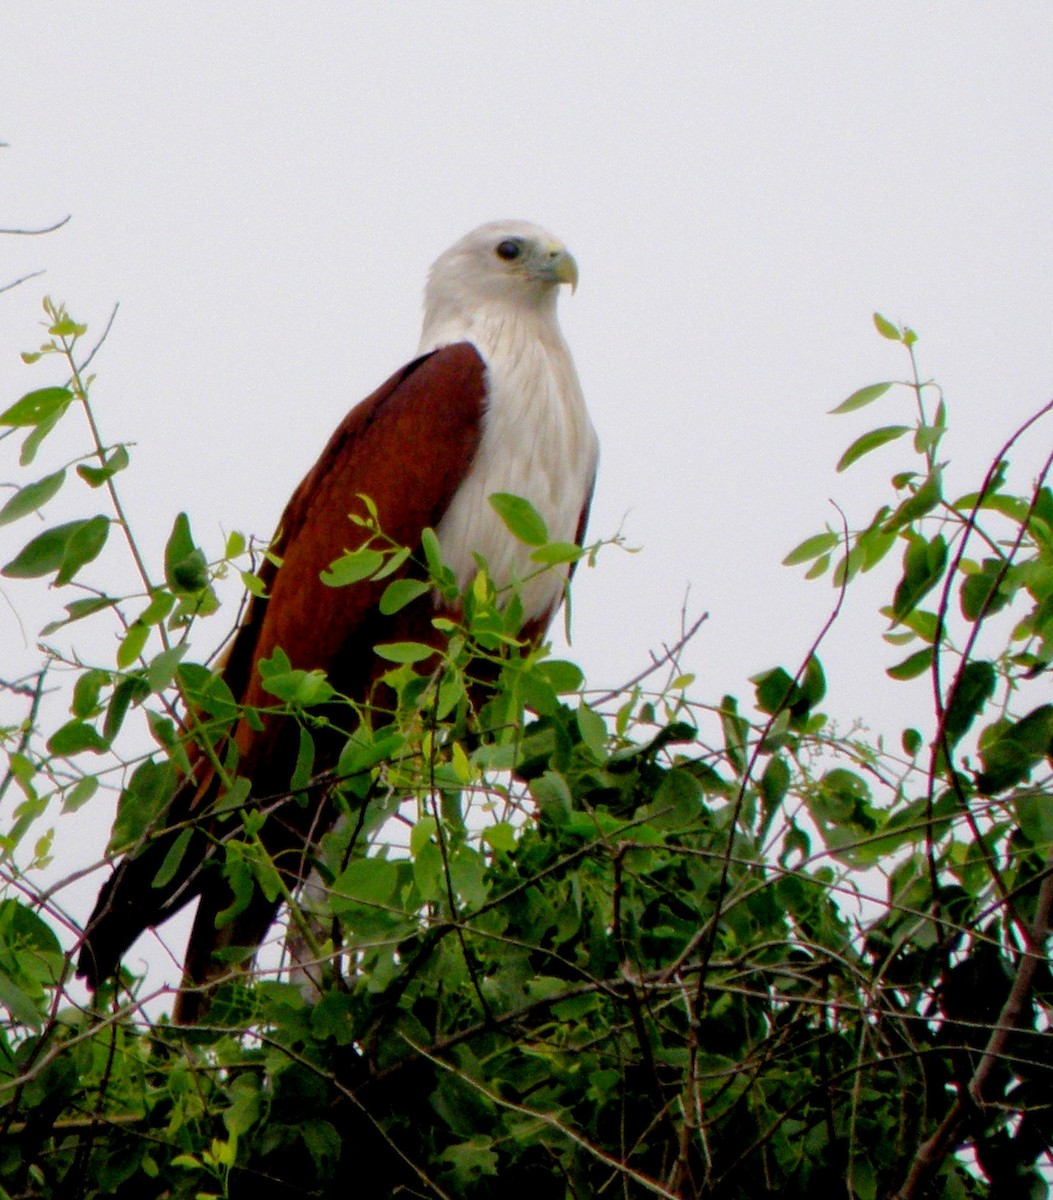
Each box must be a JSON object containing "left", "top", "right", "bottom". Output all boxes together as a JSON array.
[{"left": 0, "top": 302, "right": 1050, "bottom": 1198}]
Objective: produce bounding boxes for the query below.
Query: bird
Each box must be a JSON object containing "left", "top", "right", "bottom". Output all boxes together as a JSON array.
[{"left": 77, "top": 221, "right": 599, "bottom": 1021}]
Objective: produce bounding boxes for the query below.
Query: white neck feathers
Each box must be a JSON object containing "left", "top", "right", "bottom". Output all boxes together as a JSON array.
[{"left": 419, "top": 298, "right": 598, "bottom": 625}]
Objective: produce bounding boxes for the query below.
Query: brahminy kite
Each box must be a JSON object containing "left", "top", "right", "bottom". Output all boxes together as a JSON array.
[{"left": 78, "top": 221, "right": 598, "bottom": 1020}]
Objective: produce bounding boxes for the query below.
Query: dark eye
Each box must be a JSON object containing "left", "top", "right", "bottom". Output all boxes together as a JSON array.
[{"left": 495, "top": 239, "right": 522, "bottom": 261}]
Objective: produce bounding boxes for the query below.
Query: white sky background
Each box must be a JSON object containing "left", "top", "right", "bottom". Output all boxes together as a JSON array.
[{"left": 2, "top": 5, "right": 1052, "bottom": 991}]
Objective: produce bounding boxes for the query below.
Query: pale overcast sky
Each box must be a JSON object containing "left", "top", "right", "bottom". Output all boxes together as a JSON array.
[{"left": 3, "top": 5, "right": 1052, "bottom": 988}]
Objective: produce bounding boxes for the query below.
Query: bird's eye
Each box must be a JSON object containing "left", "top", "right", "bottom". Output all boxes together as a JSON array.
[{"left": 495, "top": 239, "right": 522, "bottom": 261}]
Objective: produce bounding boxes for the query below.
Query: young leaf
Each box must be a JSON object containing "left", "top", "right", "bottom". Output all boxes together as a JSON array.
[
  {"left": 836, "top": 425, "right": 910, "bottom": 472},
  {"left": 530, "top": 541, "right": 583, "bottom": 565},
  {"left": 374, "top": 641, "right": 437, "bottom": 664},
  {"left": 379, "top": 577, "right": 431, "bottom": 614},
  {"left": 164, "top": 513, "right": 209, "bottom": 593},
  {"left": 41, "top": 595, "right": 118, "bottom": 635},
  {"left": 73, "top": 668, "right": 110, "bottom": 718},
  {"left": 0, "top": 469, "right": 66, "bottom": 526},
  {"left": 19, "top": 411, "right": 65, "bottom": 466},
  {"left": 942, "top": 659, "right": 996, "bottom": 747},
  {"left": 55, "top": 515, "right": 110, "bottom": 585},
  {"left": 873, "top": 312, "right": 901, "bottom": 341},
  {"left": 2, "top": 516, "right": 109, "bottom": 582},
  {"left": 152, "top": 828, "right": 194, "bottom": 890},
  {"left": 887, "top": 647, "right": 932, "bottom": 681},
  {"left": 783, "top": 531, "right": 839, "bottom": 566},
  {"left": 259, "top": 664, "right": 335, "bottom": 706},
  {"left": 420, "top": 526, "right": 445, "bottom": 577},
  {"left": 960, "top": 557, "right": 1012, "bottom": 622},
  {"left": 828, "top": 382, "right": 893, "bottom": 415},
  {"left": 62, "top": 776, "right": 99, "bottom": 813},
  {"left": 0, "top": 386, "right": 72, "bottom": 427},
  {"left": 46, "top": 719, "right": 109, "bottom": 756},
  {"left": 891, "top": 534, "right": 947, "bottom": 622},
  {"left": 320, "top": 546, "right": 385, "bottom": 587},
  {"left": 882, "top": 469, "right": 943, "bottom": 533},
  {"left": 489, "top": 493, "right": 549, "bottom": 546},
  {"left": 534, "top": 658, "right": 585, "bottom": 693},
  {"left": 117, "top": 623, "right": 150, "bottom": 669},
  {"left": 77, "top": 445, "right": 130, "bottom": 488}
]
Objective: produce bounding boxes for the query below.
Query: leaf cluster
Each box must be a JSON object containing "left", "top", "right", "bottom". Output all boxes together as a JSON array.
[{"left": 0, "top": 307, "right": 1051, "bottom": 1199}]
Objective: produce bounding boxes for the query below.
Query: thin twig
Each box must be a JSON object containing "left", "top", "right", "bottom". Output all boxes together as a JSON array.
[
  {"left": 0, "top": 215, "right": 71, "bottom": 236},
  {"left": 0, "top": 269, "right": 45, "bottom": 296},
  {"left": 591, "top": 610, "right": 708, "bottom": 707}
]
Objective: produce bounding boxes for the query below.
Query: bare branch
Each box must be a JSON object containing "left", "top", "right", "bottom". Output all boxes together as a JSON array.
[
  {"left": 591, "top": 609, "right": 709, "bottom": 706},
  {"left": 0, "top": 214, "right": 71, "bottom": 236}
]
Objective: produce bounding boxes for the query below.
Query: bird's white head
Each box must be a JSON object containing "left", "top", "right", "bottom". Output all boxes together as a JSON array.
[{"left": 419, "top": 220, "right": 578, "bottom": 353}]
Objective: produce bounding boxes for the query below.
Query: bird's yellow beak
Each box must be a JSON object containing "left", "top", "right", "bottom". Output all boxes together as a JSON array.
[
  {"left": 537, "top": 245, "right": 579, "bottom": 293},
  {"left": 554, "top": 250, "right": 579, "bottom": 293}
]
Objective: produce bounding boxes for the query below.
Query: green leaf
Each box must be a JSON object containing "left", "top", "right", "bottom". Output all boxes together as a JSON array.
[
  {"left": 576, "top": 703, "right": 608, "bottom": 760},
  {"left": 108, "top": 760, "right": 177, "bottom": 854},
  {"left": 887, "top": 647, "right": 932, "bottom": 681},
  {"left": 164, "top": 512, "right": 209, "bottom": 593},
  {"left": 901, "top": 728, "right": 924, "bottom": 757},
  {"left": 379, "top": 577, "right": 431, "bottom": 614},
  {"left": 420, "top": 526, "right": 446, "bottom": 578},
  {"left": 41, "top": 595, "right": 118, "bottom": 635},
  {"left": 103, "top": 675, "right": 149, "bottom": 741},
  {"left": 0, "top": 469, "right": 66, "bottom": 526},
  {"left": 0, "top": 386, "right": 72, "bottom": 426},
  {"left": 719, "top": 695, "right": 749, "bottom": 775},
  {"left": 332, "top": 857, "right": 399, "bottom": 907},
  {"left": 46, "top": 719, "right": 110, "bottom": 756},
  {"left": 489, "top": 493, "right": 549, "bottom": 546},
  {"left": 55, "top": 515, "right": 110, "bottom": 585},
  {"left": 882, "top": 468, "right": 943, "bottom": 532},
  {"left": 48, "top": 314, "right": 87, "bottom": 338},
  {"left": 873, "top": 312, "right": 901, "bottom": 341},
  {"left": 62, "top": 776, "right": 99, "bottom": 813},
  {"left": 804, "top": 552, "right": 830, "bottom": 579},
  {"left": 370, "top": 544, "right": 411, "bottom": 581},
  {"left": 320, "top": 546, "right": 385, "bottom": 587},
  {"left": 152, "top": 828, "right": 194, "bottom": 889},
  {"left": 533, "top": 658, "right": 584, "bottom": 693},
  {"left": 753, "top": 666, "right": 795, "bottom": 716},
  {"left": 0, "top": 969, "right": 43, "bottom": 1029},
  {"left": 117, "top": 622, "right": 150, "bottom": 669},
  {"left": 373, "top": 641, "right": 436, "bottom": 664},
  {"left": 976, "top": 705, "right": 1053, "bottom": 794},
  {"left": 836, "top": 425, "right": 910, "bottom": 472},
  {"left": 783, "top": 531, "right": 839, "bottom": 566},
  {"left": 145, "top": 645, "right": 188, "bottom": 693},
  {"left": 891, "top": 534, "right": 947, "bottom": 622},
  {"left": 942, "top": 660, "right": 996, "bottom": 748},
  {"left": 530, "top": 541, "right": 583, "bottom": 565},
  {"left": 960, "top": 557, "right": 1012, "bottom": 623},
  {"left": 258, "top": 664, "right": 335, "bottom": 707},
  {"left": 1, "top": 516, "right": 109, "bottom": 583},
  {"left": 76, "top": 445, "right": 130, "bottom": 488},
  {"left": 72, "top": 667, "right": 110, "bottom": 718},
  {"left": 760, "top": 754, "right": 791, "bottom": 809},
  {"left": 482, "top": 822, "right": 517, "bottom": 853},
  {"left": 828, "top": 382, "right": 893, "bottom": 415}
]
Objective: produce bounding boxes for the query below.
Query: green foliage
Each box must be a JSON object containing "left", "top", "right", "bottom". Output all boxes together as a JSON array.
[{"left": 1, "top": 302, "right": 1051, "bottom": 1198}]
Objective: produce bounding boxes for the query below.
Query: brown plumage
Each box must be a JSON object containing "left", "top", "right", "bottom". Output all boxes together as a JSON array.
[{"left": 77, "top": 222, "right": 597, "bottom": 1020}]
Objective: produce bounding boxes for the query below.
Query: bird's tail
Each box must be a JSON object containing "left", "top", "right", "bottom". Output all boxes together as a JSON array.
[{"left": 76, "top": 767, "right": 215, "bottom": 990}]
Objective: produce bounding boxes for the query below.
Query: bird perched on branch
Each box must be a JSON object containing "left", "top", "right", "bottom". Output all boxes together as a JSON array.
[{"left": 77, "top": 221, "right": 598, "bottom": 1021}]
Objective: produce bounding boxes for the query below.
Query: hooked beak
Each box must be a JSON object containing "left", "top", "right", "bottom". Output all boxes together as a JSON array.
[{"left": 536, "top": 246, "right": 579, "bottom": 293}]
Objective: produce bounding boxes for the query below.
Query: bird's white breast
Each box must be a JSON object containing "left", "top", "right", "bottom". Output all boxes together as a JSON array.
[{"left": 424, "top": 313, "right": 598, "bottom": 625}]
